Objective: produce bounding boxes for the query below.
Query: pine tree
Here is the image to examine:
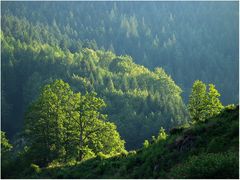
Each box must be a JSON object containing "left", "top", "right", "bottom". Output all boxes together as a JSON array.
[
  {"left": 130, "top": 77, "right": 138, "bottom": 89},
  {"left": 89, "top": 72, "right": 95, "bottom": 85},
  {"left": 106, "top": 77, "right": 115, "bottom": 91},
  {"left": 95, "top": 70, "right": 104, "bottom": 86},
  {"left": 122, "top": 75, "right": 129, "bottom": 91}
]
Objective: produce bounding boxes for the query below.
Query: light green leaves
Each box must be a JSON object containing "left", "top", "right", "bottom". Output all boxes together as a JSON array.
[
  {"left": 188, "top": 80, "right": 223, "bottom": 123},
  {"left": 1, "top": 131, "right": 12, "bottom": 155},
  {"left": 24, "top": 79, "right": 125, "bottom": 166}
]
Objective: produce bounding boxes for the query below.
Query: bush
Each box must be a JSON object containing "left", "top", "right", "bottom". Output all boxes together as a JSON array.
[
  {"left": 157, "top": 127, "right": 168, "bottom": 141},
  {"left": 170, "top": 152, "right": 239, "bottom": 178},
  {"left": 224, "top": 104, "right": 236, "bottom": 111},
  {"left": 169, "top": 127, "right": 185, "bottom": 135},
  {"left": 207, "top": 137, "right": 226, "bottom": 153},
  {"left": 143, "top": 140, "right": 150, "bottom": 148},
  {"left": 48, "top": 160, "right": 62, "bottom": 168},
  {"left": 30, "top": 163, "right": 41, "bottom": 174},
  {"left": 128, "top": 150, "right": 136, "bottom": 156}
]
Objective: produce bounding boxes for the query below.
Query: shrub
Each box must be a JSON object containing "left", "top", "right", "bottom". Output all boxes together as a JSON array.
[
  {"left": 143, "top": 140, "right": 150, "bottom": 148},
  {"left": 30, "top": 163, "right": 41, "bottom": 174},
  {"left": 170, "top": 152, "right": 239, "bottom": 178},
  {"left": 224, "top": 104, "right": 236, "bottom": 111},
  {"left": 169, "top": 127, "right": 185, "bottom": 135},
  {"left": 48, "top": 160, "right": 62, "bottom": 168},
  {"left": 207, "top": 138, "right": 226, "bottom": 153},
  {"left": 157, "top": 127, "right": 168, "bottom": 141},
  {"left": 128, "top": 150, "right": 137, "bottom": 156}
]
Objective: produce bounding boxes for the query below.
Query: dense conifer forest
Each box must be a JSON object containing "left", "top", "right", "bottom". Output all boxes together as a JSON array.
[{"left": 1, "top": 1, "right": 239, "bottom": 179}]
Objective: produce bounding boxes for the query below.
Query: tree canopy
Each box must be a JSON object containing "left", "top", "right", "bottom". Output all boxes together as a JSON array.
[
  {"left": 188, "top": 80, "right": 223, "bottom": 123},
  {"left": 2, "top": 1, "right": 238, "bottom": 104},
  {"left": 1, "top": 131, "right": 12, "bottom": 156},
  {"left": 24, "top": 80, "right": 126, "bottom": 166},
  {"left": 2, "top": 30, "right": 188, "bottom": 149}
]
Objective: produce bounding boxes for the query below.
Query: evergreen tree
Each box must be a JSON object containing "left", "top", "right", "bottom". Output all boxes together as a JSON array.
[
  {"left": 95, "top": 70, "right": 104, "bottom": 86},
  {"left": 89, "top": 72, "right": 95, "bottom": 85},
  {"left": 106, "top": 77, "right": 115, "bottom": 91},
  {"left": 130, "top": 77, "right": 138, "bottom": 89},
  {"left": 122, "top": 75, "right": 129, "bottom": 91}
]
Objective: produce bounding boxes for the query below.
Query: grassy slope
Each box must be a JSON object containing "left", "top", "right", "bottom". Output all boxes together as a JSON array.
[{"left": 26, "top": 106, "right": 239, "bottom": 178}]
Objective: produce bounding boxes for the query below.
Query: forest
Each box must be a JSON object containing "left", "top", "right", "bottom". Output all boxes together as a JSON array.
[{"left": 1, "top": 1, "right": 239, "bottom": 179}]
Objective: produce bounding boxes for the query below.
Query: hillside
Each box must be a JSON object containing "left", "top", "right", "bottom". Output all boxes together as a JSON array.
[
  {"left": 11, "top": 105, "right": 237, "bottom": 179},
  {"left": 2, "top": 31, "right": 188, "bottom": 149},
  {"left": 1, "top": 2, "right": 238, "bottom": 179},
  {"left": 2, "top": 1, "right": 238, "bottom": 104}
]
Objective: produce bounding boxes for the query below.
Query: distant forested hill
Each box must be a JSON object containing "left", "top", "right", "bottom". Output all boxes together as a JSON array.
[
  {"left": 1, "top": 30, "right": 188, "bottom": 149},
  {"left": 2, "top": 1, "right": 239, "bottom": 104}
]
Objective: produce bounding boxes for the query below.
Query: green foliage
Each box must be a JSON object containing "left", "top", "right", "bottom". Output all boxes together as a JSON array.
[
  {"left": 1, "top": 2, "right": 238, "bottom": 178},
  {"left": 97, "top": 152, "right": 109, "bottom": 160},
  {"left": 128, "top": 150, "right": 137, "bottom": 156},
  {"left": 1, "top": 131, "right": 16, "bottom": 178},
  {"left": 3, "top": 1, "right": 237, "bottom": 149},
  {"left": 13, "top": 106, "right": 238, "bottom": 179},
  {"left": 30, "top": 164, "right": 41, "bottom": 174},
  {"left": 207, "top": 137, "right": 226, "bottom": 153},
  {"left": 24, "top": 80, "right": 125, "bottom": 166},
  {"left": 2, "top": 2, "right": 238, "bottom": 105},
  {"left": 224, "top": 104, "right": 236, "bottom": 111},
  {"left": 1, "top": 28, "right": 188, "bottom": 149},
  {"left": 143, "top": 140, "right": 149, "bottom": 148},
  {"left": 170, "top": 152, "right": 239, "bottom": 178},
  {"left": 205, "top": 84, "right": 224, "bottom": 117},
  {"left": 157, "top": 127, "right": 168, "bottom": 141},
  {"left": 1, "top": 131, "right": 12, "bottom": 155},
  {"left": 24, "top": 79, "right": 79, "bottom": 166},
  {"left": 188, "top": 80, "right": 223, "bottom": 123},
  {"left": 188, "top": 80, "right": 207, "bottom": 122}
]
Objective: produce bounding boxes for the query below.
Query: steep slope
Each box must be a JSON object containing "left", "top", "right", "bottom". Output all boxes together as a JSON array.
[
  {"left": 18, "top": 105, "right": 238, "bottom": 179},
  {"left": 1, "top": 32, "right": 188, "bottom": 149}
]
